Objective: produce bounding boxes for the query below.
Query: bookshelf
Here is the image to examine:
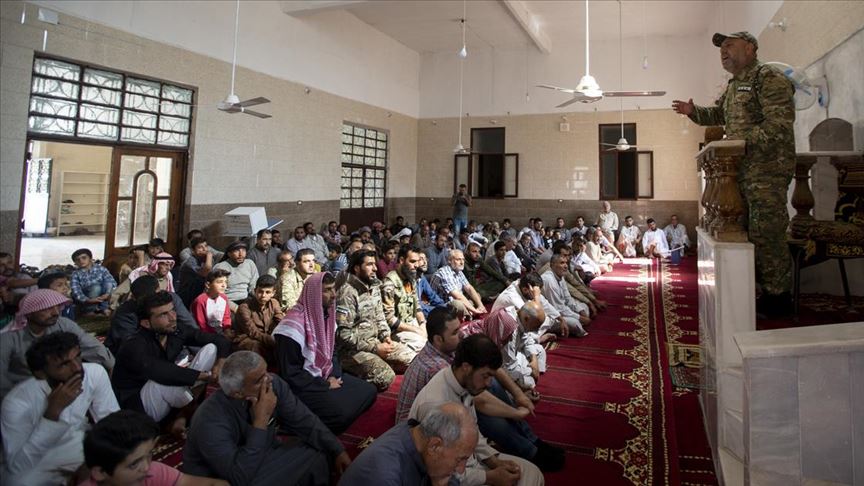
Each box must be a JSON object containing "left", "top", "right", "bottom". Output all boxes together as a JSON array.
[{"left": 57, "top": 171, "right": 110, "bottom": 234}]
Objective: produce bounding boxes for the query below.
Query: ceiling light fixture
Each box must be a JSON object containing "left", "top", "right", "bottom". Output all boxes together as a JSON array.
[{"left": 454, "top": 0, "right": 470, "bottom": 155}]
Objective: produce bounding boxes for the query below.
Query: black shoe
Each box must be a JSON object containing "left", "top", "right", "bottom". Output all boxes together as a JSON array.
[
  {"left": 756, "top": 293, "right": 791, "bottom": 319},
  {"left": 531, "top": 440, "right": 566, "bottom": 472}
]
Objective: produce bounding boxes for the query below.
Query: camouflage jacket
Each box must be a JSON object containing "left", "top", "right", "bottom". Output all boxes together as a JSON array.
[
  {"left": 381, "top": 270, "right": 420, "bottom": 329},
  {"left": 689, "top": 59, "right": 796, "bottom": 178},
  {"left": 335, "top": 274, "right": 390, "bottom": 355}
]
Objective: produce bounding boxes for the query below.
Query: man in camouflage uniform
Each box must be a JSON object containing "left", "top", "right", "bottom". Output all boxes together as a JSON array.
[
  {"left": 335, "top": 250, "right": 416, "bottom": 391},
  {"left": 673, "top": 31, "right": 795, "bottom": 313},
  {"left": 381, "top": 246, "right": 428, "bottom": 353}
]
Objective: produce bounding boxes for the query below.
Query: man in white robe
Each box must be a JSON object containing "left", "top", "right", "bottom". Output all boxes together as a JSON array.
[
  {"left": 616, "top": 216, "right": 641, "bottom": 258},
  {"left": 664, "top": 215, "right": 690, "bottom": 257},
  {"left": 642, "top": 218, "right": 670, "bottom": 258},
  {"left": 540, "top": 254, "right": 590, "bottom": 337}
]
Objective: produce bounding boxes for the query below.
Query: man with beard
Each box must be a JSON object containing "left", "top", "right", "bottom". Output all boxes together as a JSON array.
[
  {"left": 248, "top": 229, "right": 280, "bottom": 277},
  {"left": 110, "top": 252, "right": 176, "bottom": 310},
  {"left": 642, "top": 218, "right": 670, "bottom": 258},
  {"left": 335, "top": 251, "right": 416, "bottom": 391},
  {"left": 616, "top": 215, "right": 641, "bottom": 258},
  {"left": 415, "top": 251, "right": 448, "bottom": 318},
  {"left": 463, "top": 242, "right": 510, "bottom": 301},
  {"left": 213, "top": 241, "right": 259, "bottom": 307},
  {"left": 408, "top": 335, "right": 544, "bottom": 486},
  {"left": 303, "top": 222, "right": 329, "bottom": 264},
  {"left": 285, "top": 226, "right": 311, "bottom": 256},
  {"left": 381, "top": 246, "right": 428, "bottom": 353},
  {"left": 277, "top": 248, "right": 316, "bottom": 311},
  {"left": 425, "top": 232, "right": 451, "bottom": 277},
  {"left": 0, "top": 289, "right": 114, "bottom": 400},
  {"left": 430, "top": 250, "right": 485, "bottom": 318},
  {"left": 270, "top": 229, "right": 285, "bottom": 250}
]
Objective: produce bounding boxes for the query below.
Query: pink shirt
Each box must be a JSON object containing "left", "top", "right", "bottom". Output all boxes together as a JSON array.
[{"left": 79, "top": 461, "right": 181, "bottom": 486}]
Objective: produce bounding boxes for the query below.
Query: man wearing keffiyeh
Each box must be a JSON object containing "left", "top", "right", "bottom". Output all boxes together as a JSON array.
[
  {"left": 110, "top": 252, "right": 176, "bottom": 310},
  {"left": 273, "top": 272, "right": 376, "bottom": 434}
]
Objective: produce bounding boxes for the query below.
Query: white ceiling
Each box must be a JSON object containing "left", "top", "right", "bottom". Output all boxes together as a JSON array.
[{"left": 333, "top": 0, "right": 719, "bottom": 53}]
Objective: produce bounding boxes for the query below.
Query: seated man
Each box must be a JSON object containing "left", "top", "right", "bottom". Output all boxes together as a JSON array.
[
  {"left": 212, "top": 240, "right": 258, "bottom": 307},
  {"left": 541, "top": 254, "right": 590, "bottom": 337},
  {"left": 335, "top": 250, "right": 415, "bottom": 391},
  {"left": 183, "top": 351, "right": 351, "bottom": 485},
  {"left": 424, "top": 233, "right": 451, "bottom": 277},
  {"left": 247, "top": 229, "right": 280, "bottom": 278},
  {"left": 304, "top": 222, "right": 330, "bottom": 264},
  {"left": 177, "top": 236, "right": 215, "bottom": 308},
  {"left": 664, "top": 214, "right": 690, "bottom": 256},
  {"left": 492, "top": 272, "right": 561, "bottom": 362},
  {"left": 572, "top": 237, "right": 601, "bottom": 283},
  {"left": 2, "top": 332, "right": 119, "bottom": 485},
  {"left": 273, "top": 272, "right": 377, "bottom": 434},
  {"left": 285, "top": 226, "right": 312, "bottom": 256},
  {"left": 234, "top": 274, "right": 284, "bottom": 366},
  {"left": 107, "top": 275, "right": 198, "bottom": 355},
  {"left": 616, "top": 215, "right": 641, "bottom": 258},
  {"left": 278, "top": 248, "right": 317, "bottom": 311},
  {"left": 430, "top": 250, "right": 485, "bottom": 318},
  {"left": 112, "top": 292, "right": 230, "bottom": 426},
  {"left": 340, "top": 402, "right": 478, "bottom": 486},
  {"left": 642, "top": 218, "right": 670, "bottom": 258},
  {"left": 586, "top": 227, "right": 616, "bottom": 273},
  {"left": 497, "top": 236, "right": 524, "bottom": 279},
  {"left": 596, "top": 201, "right": 620, "bottom": 244},
  {"left": 0, "top": 289, "right": 115, "bottom": 400},
  {"left": 464, "top": 242, "right": 510, "bottom": 301},
  {"left": 416, "top": 252, "right": 448, "bottom": 318},
  {"left": 408, "top": 335, "right": 545, "bottom": 486},
  {"left": 110, "top": 252, "right": 175, "bottom": 310},
  {"left": 381, "top": 246, "right": 428, "bottom": 353},
  {"left": 570, "top": 215, "right": 590, "bottom": 239},
  {"left": 82, "top": 409, "right": 227, "bottom": 486},
  {"left": 70, "top": 248, "right": 117, "bottom": 315},
  {"left": 179, "top": 229, "right": 223, "bottom": 265}
]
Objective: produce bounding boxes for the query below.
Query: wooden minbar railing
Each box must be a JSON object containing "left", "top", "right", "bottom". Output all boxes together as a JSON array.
[{"left": 696, "top": 139, "right": 748, "bottom": 242}]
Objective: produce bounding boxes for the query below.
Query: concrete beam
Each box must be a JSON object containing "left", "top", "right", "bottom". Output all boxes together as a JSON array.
[
  {"left": 279, "top": 1, "right": 369, "bottom": 16},
  {"left": 500, "top": 0, "right": 551, "bottom": 54}
]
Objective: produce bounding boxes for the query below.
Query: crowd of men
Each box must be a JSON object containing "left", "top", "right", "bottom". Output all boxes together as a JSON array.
[{"left": 0, "top": 209, "right": 689, "bottom": 485}]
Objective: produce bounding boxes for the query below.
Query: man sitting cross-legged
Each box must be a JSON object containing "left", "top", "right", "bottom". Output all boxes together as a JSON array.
[
  {"left": 2, "top": 332, "right": 119, "bottom": 485},
  {"left": 111, "top": 291, "right": 231, "bottom": 430},
  {"left": 110, "top": 252, "right": 175, "bottom": 310},
  {"left": 340, "top": 402, "right": 479, "bottom": 486},
  {"left": 492, "top": 272, "right": 562, "bottom": 363},
  {"left": 381, "top": 245, "right": 429, "bottom": 353},
  {"left": 273, "top": 272, "right": 377, "bottom": 434},
  {"left": 0, "top": 289, "right": 115, "bottom": 400},
  {"left": 430, "top": 249, "right": 486, "bottom": 318},
  {"left": 616, "top": 215, "right": 642, "bottom": 258},
  {"left": 642, "top": 218, "right": 670, "bottom": 258},
  {"left": 663, "top": 214, "right": 690, "bottom": 257},
  {"left": 183, "top": 351, "right": 351, "bottom": 485},
  {"left": 408, "top": 334, "right": 545, "bottom": 486},
  {"left": 70, "top": 248, "right": 117, "bottom": 316},
  {"left": 541, "top": 254, "right": 591, "bottom": 337},
  {"left": 335, "top": 250, "right": 416, "bottom": 391},
  {"left": 463, "top": 242, "right": 511, "bottom": 302},
  {"left": 81, "top": 409, "right": 227, "bottom": 486}
]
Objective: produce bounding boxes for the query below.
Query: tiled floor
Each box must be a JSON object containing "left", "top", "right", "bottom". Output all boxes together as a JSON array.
[{"left": 20, "top": 235, "right": 106, "bottom": 269}]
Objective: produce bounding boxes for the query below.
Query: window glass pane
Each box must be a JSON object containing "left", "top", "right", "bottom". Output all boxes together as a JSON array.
[
  {"left": 340, "top": 153, "right": 350, "bottom": 163},
  {"left": 31, "top": 77, "right": 79, "bottom": 99},
  {"left": 30, "top": 96, "right": 77, "bottom": 118},
  {"left": 160, "top": 100, "right": 191, "bottom": 118},
  {"left": 133, "top": 173, "right": 155, "bottom": 245},
  {"left": 34, "top": 58, "right": 80, "bottom": 80},
  {"left": 28, "top": 116, "right": 75, "bottom": 135},
  {"left": 366, "top": 129, "right": 377, "bottom": 139},
  {"left": 637, "top": 152, "right": 653, "bottom": 198},
  {"left": 365, "top": 148, "right": 375, "bottom": 157},
  {"left": 81, "top": 86, "right": 121, "bottom": 106},
  {"left": 340, "top": 199, "right": 350, "bottom": 209},
  {"left": 341, "top": 134, "right": 352, "bottom": 144},
  {"left": 375, "top": 169, "right": 385, "bottom": 179},
  {"left": 123, "top": 110, "right": 157, "bottom": 129},
  {"left": 377, "top": 141, "right": 386, "bottom": 149},
  {"left": 114, "top": 200, "right": 132, "bottom": 248},
  {"left": 504, "top": 154, "right": 518, "bottom": 196},
  {"left": 352, "top": 146, "right": 363, "bottom": 155},
  {"left": 352, "top": 155, "right": 363, "bottom": 163},
  {"left": 118, "top": 155, "right": 146, "bottom": 197},
  {"left": 378, "top": 132, "right": 387, "bottom": 141},
  {"left": 83, "top": 69, "right": 123, "bottom": 89},
  {"left": 376, "top": 150, "right": 386, "bottom": 158},
  {"left": 352, "top": 168, "right": 363, "bottom": 177},
  {"left": 365, "top": 137, "right": 375, "bottom": 148},
  {"left": 120, "top": 127, "right": 157, "bottom": 144},
  {"left": 125, "top": 93, "right": 159, "bottom": 113},
  {"left": 353, "top": 127, "right": 365, "bottom": 136},
  {"left": 342, "top": 124, "right": 353, "bottom": 134},
  {"left": 161, "top": 84, "right": 193, "bottom": 103},
  {"left": 159, "top": 115, "right": 190, "bottom": 133},
  {"left": 152, "top": 157, "right": 173, "bottom": 197},
  {"left": 351, "top": 199, "right": 362, "bottom": 208},
  {"left": 77, "top": 121, "right": 118, "bottom": 140},
  {"left": 126, "top": 78, "right": 161, "bottom": 97},
  {"left": 341, "top": 189, "right": 350, "bottom": 199},
  {"left": 154, "top": 199, "right": 169, "bottom": 241},
  {"left": 157, "top": 131, "right": 188, "bottom": 147},
  {"left": 351, "top": 178, "right": 361, "bottom": 188},
  {"left": 601, "top": 153, "right": 618, "bottom": 199},
  {"left": 80, "top": 104, "right": 120, "bottom": 124}
]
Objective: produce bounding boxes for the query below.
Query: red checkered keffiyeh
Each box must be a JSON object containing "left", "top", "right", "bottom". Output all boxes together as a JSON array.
[
  {"left": 272, "top": 273, "right": 336, "bottom": 378},
  {"left": 460, "top": 306, "right": 518, "bottom": 349},
  {"left": 2, "top": 289, "right": 71, "bottom": 334}
]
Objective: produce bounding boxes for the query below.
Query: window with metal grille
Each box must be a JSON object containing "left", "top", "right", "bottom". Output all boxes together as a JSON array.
[
  {"left": 27, "top": 56, "right": 194, "bottom": 148},
  {"left": 340, "top": 123, "right": 388, "bottom": 209}
]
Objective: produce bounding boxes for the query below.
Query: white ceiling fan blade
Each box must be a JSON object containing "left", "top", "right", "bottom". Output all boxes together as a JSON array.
[
  {"left": 236, "top": 96, "right": 270, "bottom": 107},
  {"left": 242, "top": 109, "right": 272, "bottom": 119},
  {"left": 556, "top": 97, "right": 584, "bottom": 108},
  {"left": 536, "top": 84, "right": 577, "bottom": 94},
  {"left": 604, "top": 90, "right": 667, "bottom": 97}
]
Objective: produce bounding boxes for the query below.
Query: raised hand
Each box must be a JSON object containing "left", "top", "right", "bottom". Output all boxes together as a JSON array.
[
  {"left": 249, "top": 377, "right": 277, "bottom": 430},
  {"left": 44, "top": 373, "right": 83, "bottom": 421},
  {"left": 672, "top": 98, "right": 695, "bottom": 116}
]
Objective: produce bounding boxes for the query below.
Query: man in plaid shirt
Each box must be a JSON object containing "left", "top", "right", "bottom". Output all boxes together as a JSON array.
[
  {"left": 430, "top": 250, "right": 485, "bottom": 318},
  {"left": 70, "top": 248, "right": 117, "bottom": 315}
]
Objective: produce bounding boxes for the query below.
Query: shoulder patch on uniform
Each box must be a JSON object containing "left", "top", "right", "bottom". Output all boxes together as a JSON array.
[
  {"left": 737, "top": 85, "right": 752, "bottom": 92},
  {"left": 336, "top": 306, "right": 350, "bottom": 315}
]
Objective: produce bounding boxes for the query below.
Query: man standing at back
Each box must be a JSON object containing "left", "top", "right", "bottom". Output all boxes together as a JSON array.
[
  {"left": 451, "top": 184, "right": 472, "bottom": 237},
  {"left": 673, "top": 31, "right": 795, "bottom": 316}
]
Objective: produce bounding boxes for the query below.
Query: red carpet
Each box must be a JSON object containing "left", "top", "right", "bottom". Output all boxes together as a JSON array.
[{"left": 156, "top": 257, "right": 716, "bottom": 485}]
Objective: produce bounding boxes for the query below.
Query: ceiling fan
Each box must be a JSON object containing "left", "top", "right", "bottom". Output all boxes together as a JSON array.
[
  {"left": 454, "top": 0, "right": 472, "bottom": 155},
  {"left": 217, "top": 0, "right": 271, "bottom": 118},
  {"left": 602, "top": 0, "right": 646, "bottom": 151},
  {"left": 537, "top": 0, "right": 666, "bottom": 108}
]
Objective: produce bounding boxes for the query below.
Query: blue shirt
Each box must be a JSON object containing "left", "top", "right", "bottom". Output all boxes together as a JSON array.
[
  {"left": 416, "top": 276, "right": 447, "bottom": 317},
  {"left": 339, "top": 422, "right": 458, "bottom": 486},
  {"left": 70, "top": 264, "right": 117, "bottom": 303}
]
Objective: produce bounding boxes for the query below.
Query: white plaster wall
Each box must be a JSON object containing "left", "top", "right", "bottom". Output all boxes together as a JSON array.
[{"left": 29, "top": 0, "right": 421, "bottom": 118}]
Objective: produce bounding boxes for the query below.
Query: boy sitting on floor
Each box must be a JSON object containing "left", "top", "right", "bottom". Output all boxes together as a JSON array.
[
  {"left": 191, "top": 269, "right": 233, "bottom": 338},
  {"left": 70, "top": 248, "right": 117, "bottom": 316}
]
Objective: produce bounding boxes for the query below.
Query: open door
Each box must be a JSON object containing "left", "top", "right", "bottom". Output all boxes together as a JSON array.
[{"left": 104, "top": 148, "right": 186, "bottom": 272}]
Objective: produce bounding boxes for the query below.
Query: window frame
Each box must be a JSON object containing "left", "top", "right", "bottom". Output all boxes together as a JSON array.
[
  {"left": 340, "top": 122, "right": 388, "bottom": 210},
  {"left": 453, "top": 153, "right": 519, "bottom": 199},
  {"left": 598, "top": 123, "right": 654, "bottom": 200},
  {"left": 27, "top": 55, "right": 195, "bottom": 149}
]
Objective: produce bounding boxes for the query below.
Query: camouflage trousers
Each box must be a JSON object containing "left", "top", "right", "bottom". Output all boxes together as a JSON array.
[
  {"left": 739, "top": 173, "right": 793, "bottom": 295},
  {"left": 341, "top": 342, "right": 416, "bottom": 391}
]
